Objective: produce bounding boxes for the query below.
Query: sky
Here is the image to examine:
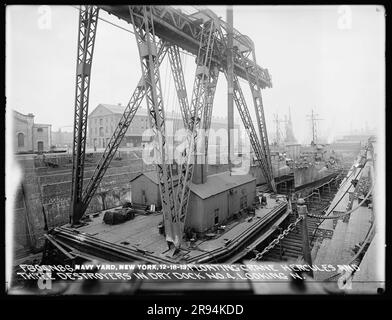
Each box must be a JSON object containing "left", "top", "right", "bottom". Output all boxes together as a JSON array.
[{"left": 6, "top": 5, "right": 385, "bottom": 144}]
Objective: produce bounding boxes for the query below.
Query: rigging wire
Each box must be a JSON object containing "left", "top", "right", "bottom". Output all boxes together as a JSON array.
[
  {"left": 320, "top": 161, "right": 367, "bottom": 217},
  {"left": 70, "top": 5, "right": 203, "bottom": 60},
  {"left": 70, "top": 5, "right": 135, "bottom": 35},
  {"left": 163, "top": 57, "right": 170, "bottom": 109},
  {"left": 309, "top": 180, "right": 374, "bottom": 220}
]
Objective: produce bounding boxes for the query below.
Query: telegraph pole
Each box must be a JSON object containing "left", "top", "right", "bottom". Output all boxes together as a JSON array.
[{"left": 227, "top": 5, "right": 234, "bottom": 175}]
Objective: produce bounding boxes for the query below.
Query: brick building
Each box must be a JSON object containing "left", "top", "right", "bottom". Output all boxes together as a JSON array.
[
  {"left": 87, "top": 103, "right": 241, "bottom": 150},
  {"left": 13, "top": 110, "right": 52, "bottom": 153}
]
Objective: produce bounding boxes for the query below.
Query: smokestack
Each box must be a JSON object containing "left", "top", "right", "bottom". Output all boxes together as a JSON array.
[{"left": 192, "top": 154, "right": 207, "bottom": 184}]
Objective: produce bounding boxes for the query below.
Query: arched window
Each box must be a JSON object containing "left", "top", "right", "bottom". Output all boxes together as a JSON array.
[{"left": 17, "top": 133, "right": 24, "bottom": 147}]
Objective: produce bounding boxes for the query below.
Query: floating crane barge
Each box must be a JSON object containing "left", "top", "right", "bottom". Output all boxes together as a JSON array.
[
  {"left": 43, "top": 5, "right": 341, "bottom": 266},
  {"left": 45, "top": 195, "right": 288, "bottom": 264}
]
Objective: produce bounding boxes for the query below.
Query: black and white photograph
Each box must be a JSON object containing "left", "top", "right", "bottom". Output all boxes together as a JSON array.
[{"left": 4, "top": 4, "right": 386, "bottom": 299}]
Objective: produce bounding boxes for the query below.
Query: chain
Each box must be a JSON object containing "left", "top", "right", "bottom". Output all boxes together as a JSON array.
[{"left": 250, "top": 216, "right": 304, "bottom": 261}]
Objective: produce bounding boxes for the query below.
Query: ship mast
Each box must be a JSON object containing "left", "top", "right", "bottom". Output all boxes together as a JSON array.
[{"left": 306, "top": 109, "right": 323, "bottom": 145}]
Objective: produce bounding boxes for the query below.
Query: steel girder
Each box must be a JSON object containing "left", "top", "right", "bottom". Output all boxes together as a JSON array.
[
  {"left": 215, "top": 24, "right": 275, "bottom": 192},
  {"left": 247, "top": 69, "right": 276, "bottom": 191},
  {"left": 70, "top": 6, "right": 99, "bottom": 225},
  {"left": 179, "top": 19, "right": 218, "bottom": 233},
  {"left": 129, "top": 6, "right": 179, "bottom": 246},
  {"left": 228, "top": 72, "right": 272, "bottom": 185},
  {"left": 167, "top": 19, "right": 219, "bottom": 241},
  {"left": 202, "top": 66, "right": 219, "bottom": 159},
  {"left": 236, "top": 49, "right": 276, "bottom": 192},
  {"left": 79, "top": 41, "right": 168, "bottom": 215},
  {"left": 167, "top": 45, "right": 193, "bottom": 242},
  {"left": 167, "top": 45, "right": 191, "bottom": 128},
  {"left": 99, "top": 6, "right": 272, "bottom": 89}
]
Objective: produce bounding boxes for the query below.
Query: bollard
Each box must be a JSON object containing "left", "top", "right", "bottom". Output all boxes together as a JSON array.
[
  {"left": 297, "top": 198, "right": 313, "bottom": 277},
  {"left": 278, "top": 227, "right": 283, "bottom": 260}
]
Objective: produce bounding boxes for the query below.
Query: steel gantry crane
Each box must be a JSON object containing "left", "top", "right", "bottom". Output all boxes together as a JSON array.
[
  {"left": 70, "top": 6, "right": 99, "bottom": 225},
  {"left": 128, "top": 6, "right": 180, "bottom": 246},
  {"left": 173, "top": 13, "right": 220, "bottom": 244},
  {"left": 216, "top": 22, "right": 276, "bottom": 192},
  {"left": 69, "top": 5, "right": 276, "bottom": 248}
]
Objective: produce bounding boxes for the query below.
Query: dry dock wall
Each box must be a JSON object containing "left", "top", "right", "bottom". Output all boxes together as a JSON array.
[
  {"left": 13, "top": 151, "right": 325, "bottom": 256},
  {"left": 13, "top": 152, "right": 152, "bottom": 254},
  {"left": 12, "top": 152, "right": 235, "bottom": 255}
]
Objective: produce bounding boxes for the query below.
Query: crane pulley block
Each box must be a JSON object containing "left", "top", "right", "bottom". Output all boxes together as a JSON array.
[
  {"left": 196, "top": 65, "right": 210, "bottom": 78},
  {"left": 139, "top": 42, "right": 158, "bottom": 58},
  {"left": 77, "top": 62, "right": 91, "bottom": 76}
]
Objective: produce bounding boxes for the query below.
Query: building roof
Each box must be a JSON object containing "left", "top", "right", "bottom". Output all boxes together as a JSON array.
[
  {"left": 90, "top": 104, "right": 239, "bottom": 126},
  {"left": 34, "top": 123, "right": 52, "bottom": 127},
  {"left": 130, "top": 171, "right": 179, "bottom": 185},
  {"left": 190, "top": 171, "right": 256, "bottom": 199},
  {"left": 13, "top": 110, "right": 34, "bottom": 118},
  {"left": 130, "top": 171, "right": 159, "bottom": 184},
  {"left": 130, "top": 171, "right": 255, "bottom": 200},
  {"left": 96, "top": 104, "right": 149, "bottom": 116}
]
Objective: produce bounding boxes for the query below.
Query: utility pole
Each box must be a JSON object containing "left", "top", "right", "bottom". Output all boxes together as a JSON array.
[
  {"left": 306, "top": 109, "right": 323, "bottom": 145},
  {"left": 227, "top": 5, "right": 234, "bottom": 175}
]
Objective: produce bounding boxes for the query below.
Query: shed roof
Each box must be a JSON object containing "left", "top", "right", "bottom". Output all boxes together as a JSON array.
[
  {"left": 130, "top": 171, "right": 255, "bottom": 200},
  {"left": 190, "top": 171, "right": 256, "bottom": 199},
  {"left": 130, "top": 171, "right": 160, "bottom": 184},
  {"left": 130, "top": 171, "right": 179, "bottom": 185}
]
